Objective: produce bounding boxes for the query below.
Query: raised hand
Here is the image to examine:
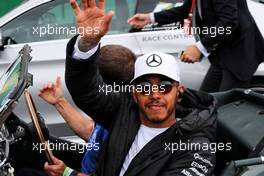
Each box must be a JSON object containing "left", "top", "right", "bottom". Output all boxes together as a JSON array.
[
  {"left": 127, "top": 13, "right": 151, "bottom": 29},
  {"left": 70, "top": 0, "right": 114, "bottom": 51},
  {"left": 38, "top": 77, "right": 64, "bottom": 105}
]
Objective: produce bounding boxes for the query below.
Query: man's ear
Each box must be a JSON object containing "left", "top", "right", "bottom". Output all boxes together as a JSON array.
[
  {"left": 176, "top": 84, "right": 185, "bottom": 102},
  {"left": 178, "top": 84, "right": 185, "bottom": 94},
  {"left": 132, "top": 86, "right": 138, "bottom": 104}
]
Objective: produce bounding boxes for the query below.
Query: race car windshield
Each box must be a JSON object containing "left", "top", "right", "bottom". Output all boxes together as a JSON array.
[{"left": 0, "top": 56, "right": 21, "bottom": 112}]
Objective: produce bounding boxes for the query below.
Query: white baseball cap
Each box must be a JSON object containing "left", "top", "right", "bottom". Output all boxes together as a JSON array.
[{"left": 131, "top": 52, "right": 181, "bottom": 83}]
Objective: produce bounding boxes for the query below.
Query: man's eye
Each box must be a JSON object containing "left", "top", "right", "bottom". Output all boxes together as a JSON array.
[{"left": 159, "top": 81, "right": 174, "bottom": 94}]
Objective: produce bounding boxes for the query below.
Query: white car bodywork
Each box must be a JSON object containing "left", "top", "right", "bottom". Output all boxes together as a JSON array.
[{"left": 0, "top": 0, "right": 263, "bottom": 137}]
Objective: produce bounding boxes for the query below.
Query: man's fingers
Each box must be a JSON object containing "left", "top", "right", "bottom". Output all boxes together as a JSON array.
[
  {"left": 44, "top": 162, "right": 57, "bottom": 176},
  {"left": 127, "top": 15, "right": 137, "bottom": 24},
  {"left": 38, "top": 91, "right": 42, "bottom": 97},
  {"left": 70, "top": 0, "right": 81, "bottom": 16},
  {"left": 51, "top": 156, "right": 61, "bottom": 165},
  {"left": 181, "top": 54, "right": 195, "bottom": 64},
  {"left": 56, "top": 76, "right": 62, "bottom": 88},
  {"left": 44, "top": 162, "right": 49, "bottom": 170},
  {"left": 88, "top": 0, "right": 96, "bottom": 8},
  {"left": 81, "top": 0, "right": 88, "bottom": 10},
  {"left": 104, "top": 11, "right": 114, "bottom": 29},
  {"left": 44, "top": 83, "right": 49, "bottom": 89},
  {"left": 127, "top": 17, "right": 133, "bottom": 24},
  {"left": 39, "top": 87, "right": 47, "bottom": 94},
  {"left": 128, "top": 17, "right": 144, "bottom": 28},
  {"left": 133, "top": 14, "right": 140, "bottom": 19},
  {"left": 181, "top": 53, "right": 190, "bottom": 62},
  {"left": 98, "top": 0, "right": 105, "bottom": 10},
  {"left": 180, "top": 52, "right": 185, "bottom": 61},
  {"left": 133, "top": 24, "right": 142, "bottom": 29},
  {"left": 49, "top": 172, "right": 57, "bottom": 176},
  {"left": 41, "top": 83, "right": 51, "bottom": 92},
  {"left": 47, "top": 83, "right": 52, "bottom": 89},
  {"left": 44, "top": 162, "right": 54, "bottom": 173},
  {"left": 131, "top": 22, "right": 139, "bottom": 26},
  {"left": 39, "top": 87, "right": 44, "bottom": 93},
  {"left": 51, "top": 83, "right": 56, "bottom": 92}
]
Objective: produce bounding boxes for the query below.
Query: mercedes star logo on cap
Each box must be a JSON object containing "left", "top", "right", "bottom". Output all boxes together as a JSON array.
[{"left": 146, "top": 54, "right": 162, "bottom": 67}]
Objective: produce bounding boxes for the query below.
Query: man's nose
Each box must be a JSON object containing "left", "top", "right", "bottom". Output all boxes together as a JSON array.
[{"left": 149, "top": 89, "right": 161, "bottom": 99}]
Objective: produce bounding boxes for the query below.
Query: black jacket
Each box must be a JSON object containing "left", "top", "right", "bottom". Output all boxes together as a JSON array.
[
  {"left": 154, "top": 0, "right": 264, "bottom": 81},
  {"left": 65, "top": 36, "right": 217, "bottom": 176}
]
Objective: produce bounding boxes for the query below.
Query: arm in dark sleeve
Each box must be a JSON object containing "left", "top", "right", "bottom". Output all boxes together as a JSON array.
[
  {"left": 65, "top": 36, "right": 122, "bottom": 130},
  {"left": 154, "top": 0, "right": 192, "bottom": 25},
  {"left": 201, "top": 0, "right": 239, "bottom": 52},
  {"left": 160, "top": 137, "right": 216, "bottom": 176}
]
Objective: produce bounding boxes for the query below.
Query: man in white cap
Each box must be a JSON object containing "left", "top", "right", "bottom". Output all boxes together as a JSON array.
[{"left": 45, "top": 0, "right": 217, "bottom": 175}]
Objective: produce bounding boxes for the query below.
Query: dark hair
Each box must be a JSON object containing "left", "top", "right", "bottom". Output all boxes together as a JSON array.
[{"left": 98, "top": 45, "right": 136, "bottom": 85}]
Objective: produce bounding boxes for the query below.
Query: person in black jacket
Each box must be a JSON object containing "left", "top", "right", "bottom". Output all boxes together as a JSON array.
[
  {"left": 17, "top": 44, "right": 136, "bottom": 176},
  {"left": 128, "top": 0, "right": 264, "bottom": 92},
  {"left": 46, "top": 0, "right": 218, "bottom": 175}
]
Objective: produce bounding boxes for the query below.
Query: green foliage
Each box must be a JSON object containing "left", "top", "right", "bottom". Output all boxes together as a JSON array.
[{"left": 0, "top": 0, "right": 23, "bottom": 17}]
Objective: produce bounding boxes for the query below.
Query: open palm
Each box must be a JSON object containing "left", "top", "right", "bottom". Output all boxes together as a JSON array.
[{"left": 70, "top": 0, "right": 114, "bottom": 45}]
